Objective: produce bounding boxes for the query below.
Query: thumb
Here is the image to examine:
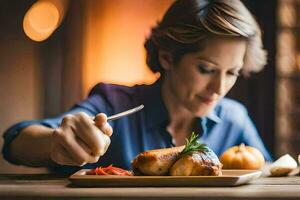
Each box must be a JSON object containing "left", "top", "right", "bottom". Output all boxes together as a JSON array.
[{"left": 94, "top": 113, "right": 107, "bottom": 128}]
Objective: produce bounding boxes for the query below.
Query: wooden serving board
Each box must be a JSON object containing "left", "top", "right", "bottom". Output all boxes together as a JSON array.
[{"left": 69, "top": 169, "right": 261, "bottom": 187}]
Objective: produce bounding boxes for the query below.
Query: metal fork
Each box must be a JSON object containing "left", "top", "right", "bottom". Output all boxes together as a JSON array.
[{"left": 106, "top": 104, "right": 144, "bottom": 121}]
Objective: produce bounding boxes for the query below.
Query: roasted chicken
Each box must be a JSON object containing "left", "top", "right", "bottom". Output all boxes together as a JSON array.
[
  {"left": 170, "top": 150, "right": 222, "bottom": 176},
  {"left": 132, "top": 145, "right": 222, "bottom": 176},
  {"left": 132, "top": 146, "right": 184, "bottom": 175}
]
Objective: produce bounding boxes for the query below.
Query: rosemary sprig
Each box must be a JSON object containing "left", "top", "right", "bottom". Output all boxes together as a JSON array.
[{"left": 180, "top": 132, "right": 208, "bottom": 156}]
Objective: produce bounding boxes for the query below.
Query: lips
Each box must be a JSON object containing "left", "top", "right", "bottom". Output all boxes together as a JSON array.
[{"left": 197, "top": 96, "right": 217, "bottom": 105}]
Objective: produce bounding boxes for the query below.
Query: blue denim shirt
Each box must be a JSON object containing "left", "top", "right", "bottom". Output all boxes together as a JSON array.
[{"left": 2, "top": 80, "right": 272, "bottom": 174}]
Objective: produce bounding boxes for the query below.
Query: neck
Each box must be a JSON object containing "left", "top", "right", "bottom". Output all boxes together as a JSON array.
[{"left": 161, "top": 77, "right": 195, "bottom": 136}]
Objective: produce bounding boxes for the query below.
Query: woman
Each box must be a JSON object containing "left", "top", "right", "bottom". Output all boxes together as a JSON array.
[{"left": 2, "top": 0, "right": 272, "bottom": 174}]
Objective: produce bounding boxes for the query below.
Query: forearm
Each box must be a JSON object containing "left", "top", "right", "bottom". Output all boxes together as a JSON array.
[{"left": 9, "top": 125, "right": 57, "bottom": 167}]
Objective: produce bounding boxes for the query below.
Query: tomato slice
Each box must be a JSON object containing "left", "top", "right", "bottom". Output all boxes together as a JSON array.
[{"left": 86, "top": 165, "right": 133, "bottom": 176}]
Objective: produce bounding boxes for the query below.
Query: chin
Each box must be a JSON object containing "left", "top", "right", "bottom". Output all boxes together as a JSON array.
[
  {"left": 191, "top": 103, "right": 216, "bottom": 117},
  {"left": 194, "top": 109, "right": 212, "bottom": 117}
]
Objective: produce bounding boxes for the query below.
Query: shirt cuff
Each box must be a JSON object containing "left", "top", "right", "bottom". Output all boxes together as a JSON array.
[{"left": 2, "top": 121, "right": 52, "bottom": 165}]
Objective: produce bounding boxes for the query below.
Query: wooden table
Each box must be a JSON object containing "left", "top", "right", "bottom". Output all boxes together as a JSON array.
[{"left": 0, "top": 174, "right": 300, "bottom": 200}]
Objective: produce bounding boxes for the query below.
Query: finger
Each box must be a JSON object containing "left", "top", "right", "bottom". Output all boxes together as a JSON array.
[
  {"left": 76, "top": 137, "right": 100, "bottom": 163},
  {"left": 75, "top": 136, "right": 92, "bottom": 155},
  {"left": 100, "top": 123, "right": 113, "bottom": 137},
  {"left": 54, "top": 123, "right": 99, "bottom": 165},
  {"left": 61, "top": 114, "right": 75, "bottom": 128},
  {"left": 72, "top": 113, "right": 110, "bottom": 156},
  {"left": 102, "top": 133, "right": 111, "bottom": 153},
  {"left": 53, "top": 127, "right": 86, "bottom": 166},
  {"left": 65, "top": 128, "right": 96, "bottom": 160},
  {"left": 59, "top": 126, "right": 97, "bottom": 166},
  {"left": 94, "top": 113, "right": 107, "bottom": 127},
  {"left": 51, "top": 143, "right": 77, "bottom": 166},
  {"left": 77, "top": 125, "right": 111, "bottom": 157},
  {"left": 75, "top": 112, "right": 110, "bottom": 137},
  {"left": 94, "top": 113, "right": 113, "bottom": 137},
  {"left": 76, "top": 112, "right": 95, "bottom": 124}
]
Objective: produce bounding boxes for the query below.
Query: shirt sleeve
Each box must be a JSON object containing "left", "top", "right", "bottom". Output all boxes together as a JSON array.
[
  {"left": 241, "top": 114, "right": 273, "bottom": 162},
  {"left": 2, "top": 93, "right": 111, "bottom": 165}
]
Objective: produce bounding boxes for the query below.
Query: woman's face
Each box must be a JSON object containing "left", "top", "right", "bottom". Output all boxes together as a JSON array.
[{"left": 163, "top": 37, "right": 246, "bottom": 117}]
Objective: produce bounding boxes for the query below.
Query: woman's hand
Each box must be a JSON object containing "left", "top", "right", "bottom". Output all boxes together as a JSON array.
[{"left": 50, "top": 112, "right": 113, "bottom": 166}]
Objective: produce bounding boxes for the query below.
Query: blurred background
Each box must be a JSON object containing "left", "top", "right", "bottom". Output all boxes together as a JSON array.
[{"left": 0, "top": 0, "right": 298, "bottom": 173}]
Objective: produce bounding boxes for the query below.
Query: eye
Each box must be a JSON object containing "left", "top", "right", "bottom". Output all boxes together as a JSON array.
[
  {"left": 198, "top": 65, "right": 215, "bottom": 74},
  {"left": 227, "top": 70, "right": 241, "bottom": 77}
]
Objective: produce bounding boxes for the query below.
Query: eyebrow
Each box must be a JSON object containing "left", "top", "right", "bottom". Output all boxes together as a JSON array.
[
  {"left": 196, "top": 56, "right": 219, "bottom": 66},
  {"left": 196, "top": 56, "right": 243, "bottom": 71}
]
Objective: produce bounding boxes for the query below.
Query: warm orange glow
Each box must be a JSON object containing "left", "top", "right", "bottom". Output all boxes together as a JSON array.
[
  {"left": 23, "top": 0, "right": 69, "bottom": 42},
  {"left": 82, "top": 0, "right": 174, "bottom": 96}
]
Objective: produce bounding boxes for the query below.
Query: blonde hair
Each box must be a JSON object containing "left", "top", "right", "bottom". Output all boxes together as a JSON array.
[{"left": 145, "top": 0, "right": 267, "bottom": 75}]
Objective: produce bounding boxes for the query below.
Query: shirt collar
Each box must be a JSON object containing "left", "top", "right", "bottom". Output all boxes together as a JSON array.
[
  {"left": 206, "top": 108, "right": 221, "bottom": 124},
  {"left": 139, "top": 79, "right": 221, "bottom": 129}
]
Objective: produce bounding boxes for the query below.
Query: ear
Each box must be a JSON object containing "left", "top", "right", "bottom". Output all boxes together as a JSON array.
[{"left": 158, "top": 50, "right": 173, "bottom": 70}]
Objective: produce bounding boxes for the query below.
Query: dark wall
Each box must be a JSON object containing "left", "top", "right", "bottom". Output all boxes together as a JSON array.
[
  {"left": 228, "top": 0, "right": 277, "bottom": 155},
  {"left": 0, "top": 0, "right": 48, "bottom": 173},
  {"left": 40, "top": 0, "right": 85, "bottom": 117},
  {"left": 0, "top": 0, "right": 84, "bottom": 173}
]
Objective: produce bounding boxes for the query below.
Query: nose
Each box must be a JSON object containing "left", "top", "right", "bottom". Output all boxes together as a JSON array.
[{"left": 208, "top": 73, "right": 226, "bottom": 96}]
